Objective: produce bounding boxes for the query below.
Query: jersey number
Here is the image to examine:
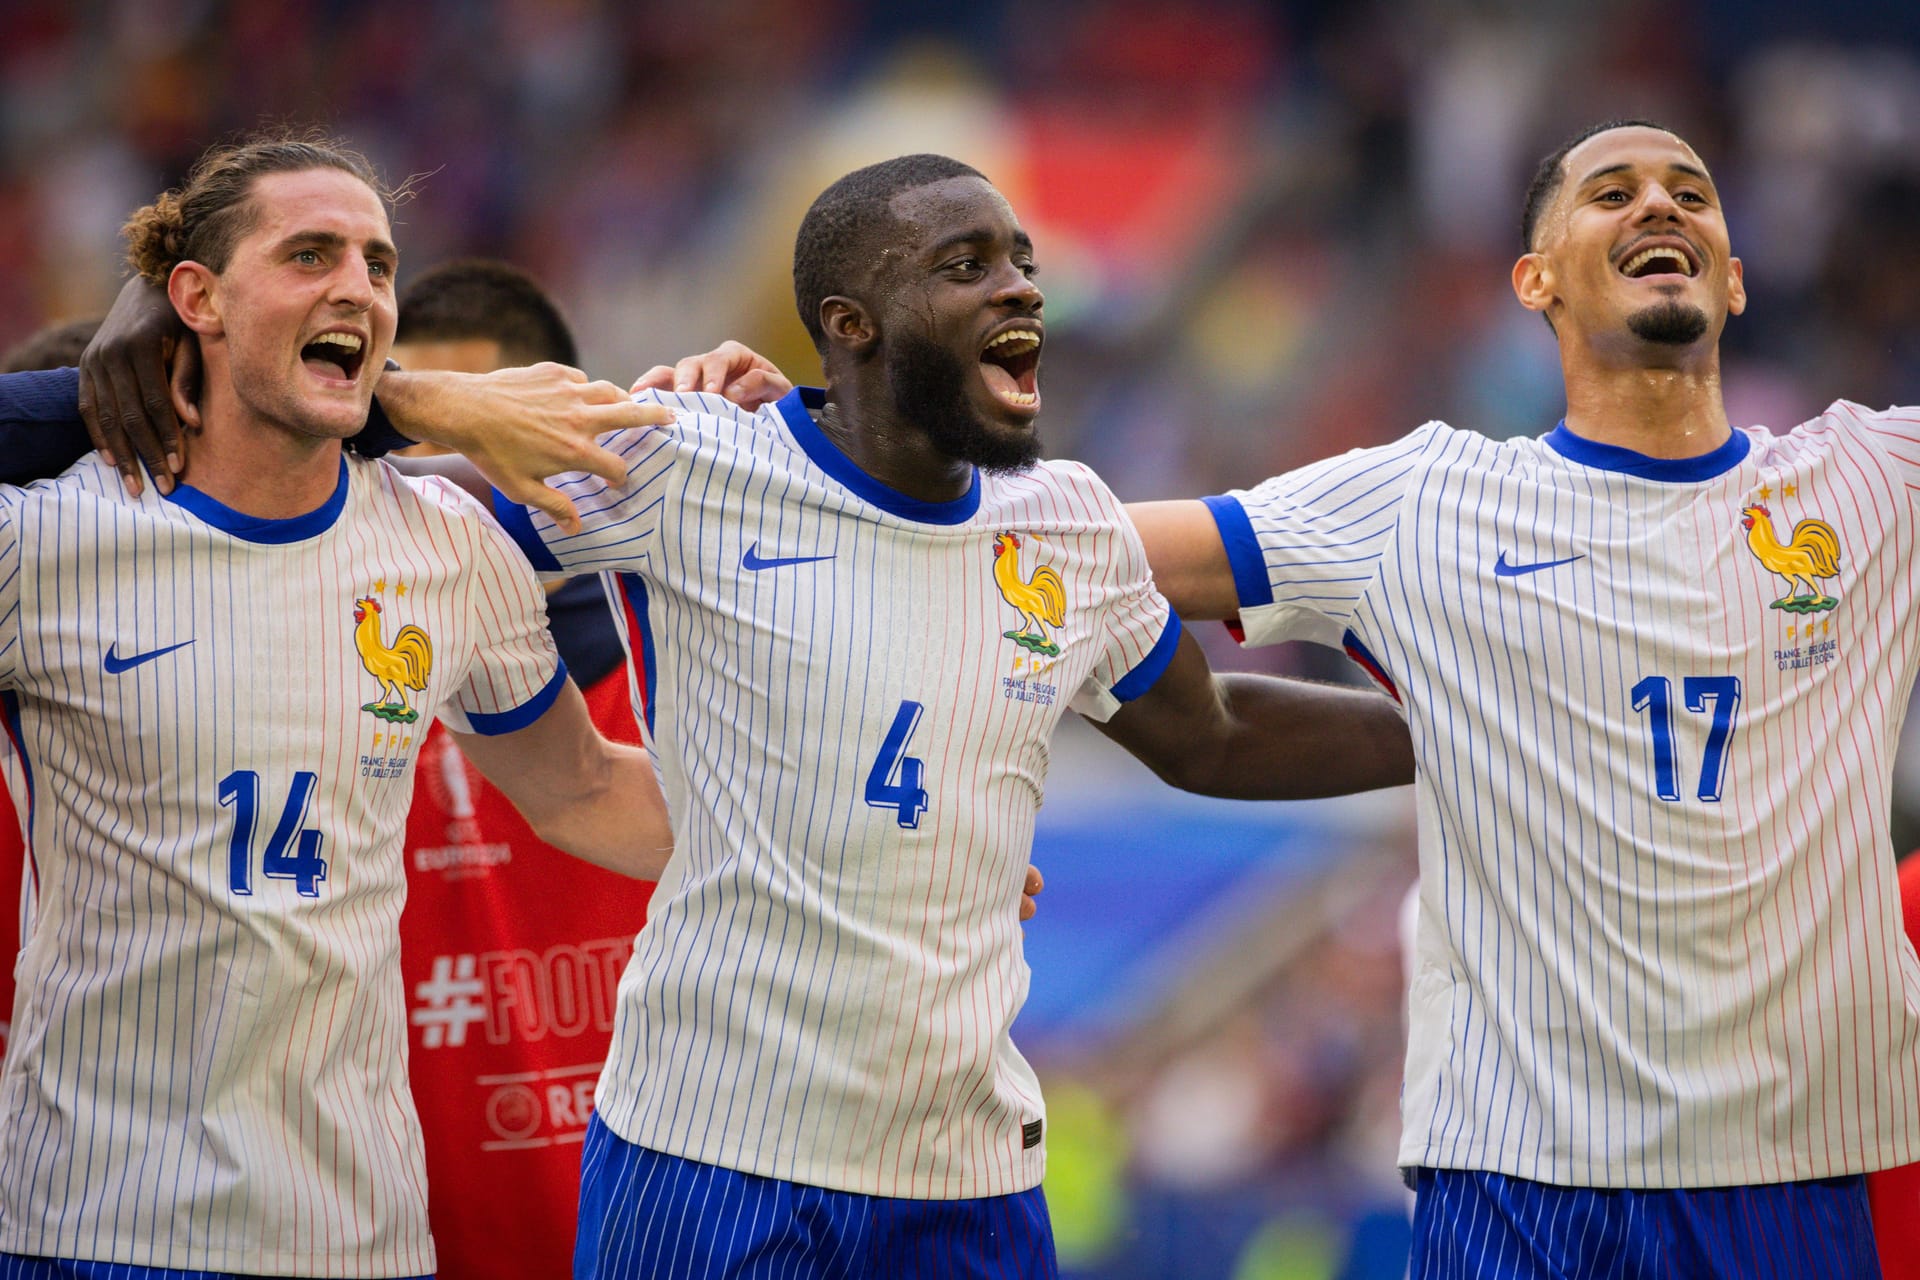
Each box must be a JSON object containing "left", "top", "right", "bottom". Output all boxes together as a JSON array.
[
  {"left": 1630, "top": 675, "right": 1742, "bottom": 802},
  {"left": 865, "top": 700, "right": 930, "bottom": 829},
  {"left": 220, "top": 770, "right": 329, "bottom": 897}
]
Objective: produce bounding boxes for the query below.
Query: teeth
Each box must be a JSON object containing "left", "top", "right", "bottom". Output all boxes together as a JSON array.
[
  {"left": 1623, "top": 247, "right": 1693, "bottom": 278},
  {"left": 1003, "top": 390, "right": 1037, "bottom": 406},
  {"left": 311, "top": 333, "right": 363, "bottom": 352},
  {"left": 984, "top": 329, "right": 1041, "bottom": 355}
]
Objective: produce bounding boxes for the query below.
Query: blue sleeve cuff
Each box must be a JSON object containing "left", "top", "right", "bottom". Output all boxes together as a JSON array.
[
  {"left": 460, "top": 660, "right": 569, "bottom": 736},
  {"left": 1110, "top": 613, "right": 1183, "bottom": 703},
  {"left": 490, "top": 488, "right": 564, "bottom": 573},
  {"left": 1200, "top": 494, "right": 1273, "bottom": 609}
]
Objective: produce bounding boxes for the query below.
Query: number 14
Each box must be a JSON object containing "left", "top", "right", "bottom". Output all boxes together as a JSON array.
[{"left": 1630, "top": 675, "right": 1741, "bottom": 802}]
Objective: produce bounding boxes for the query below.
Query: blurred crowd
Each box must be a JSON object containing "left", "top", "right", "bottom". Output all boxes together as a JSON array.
[{"left": 4, "top": 1, "right": 1917, "bottom": 1275}]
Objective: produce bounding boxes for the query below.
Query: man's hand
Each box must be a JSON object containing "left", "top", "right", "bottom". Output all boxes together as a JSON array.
[
  {"left": 632, "top": 340, "right": 793, "bottom": 411},
  {"left": 376, "top": 363, "right": 674, "bottom": 534},
  {"left": 79, "top": 275, "right": 199, "bottom": 497},
  {"left": 1020, "top": 864, "right": 1044, "bottom": 923}
]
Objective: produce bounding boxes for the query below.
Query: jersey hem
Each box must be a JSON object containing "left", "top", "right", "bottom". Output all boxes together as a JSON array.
[
  {"left": 0, "top": 1234, "right": 434, "bottom": 1279},
  {"left": 598, "top": 1109, "right": 1046, "bottom": 1201},
  {"left": 1398, "top": 1135, "right": 1920, "bottom": 1189}
]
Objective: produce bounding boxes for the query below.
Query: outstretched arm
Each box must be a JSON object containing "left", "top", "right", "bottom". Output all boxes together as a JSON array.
[
  {"left": 1095, "top": 629, "right": 1413, "bottom": 799},
  {"left": 1127, "top": 500, "right": 1242, "bottom": 622},
  {"left": 452, "top": 678, "right": 672, "bottom": 879}
]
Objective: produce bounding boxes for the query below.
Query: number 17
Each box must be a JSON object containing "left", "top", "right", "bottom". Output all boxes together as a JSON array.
[{"left": 1630, "top": 675, "right": 1741, "bottom": 802}]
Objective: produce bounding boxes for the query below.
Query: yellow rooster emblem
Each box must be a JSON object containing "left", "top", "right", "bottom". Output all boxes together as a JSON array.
[
  {"left": 992, "top": 532, "right": 1066, "bottom": 657},
  {"left": 1741, "top": 504, "right": 1841, "bottom": 613},
  {"left": 353, "top": 596, "right": 433, "bottom": 723}
]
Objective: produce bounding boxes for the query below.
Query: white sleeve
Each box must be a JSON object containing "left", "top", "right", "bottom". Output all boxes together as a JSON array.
[
  {"left": 435, "top": 512, "right": 567, "bottom": 736},
  {"left": 488, "top": 391, "right": 698, "bottom": 576},
  {"left": 1835, "top": 403, "right": 1920, "bottom": 501},
  {"left": 1067, "top": 470, "right": 1181, "bottom": 723},
  {"left": 1201, "top": 424, "right": 1443, "bottom": 648}
]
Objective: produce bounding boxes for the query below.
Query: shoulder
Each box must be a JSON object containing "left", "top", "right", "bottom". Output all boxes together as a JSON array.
[
  {"left": 1757, "top": 402, "right": 1920, "bottom": 464},
  {"left": 2, "top": 452, "right": 141, "bottom": 518},
  {"left": 983, "top": 457, "right": 1133, "bottom": 528}
]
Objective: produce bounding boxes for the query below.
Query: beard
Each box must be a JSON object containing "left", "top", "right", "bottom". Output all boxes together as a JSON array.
[
  {"left": 1627, "top": 300, "right": 1709, "bottom": 347},
  {"left": 886, "top": 332, "right": 1042, "bottom": 474}
]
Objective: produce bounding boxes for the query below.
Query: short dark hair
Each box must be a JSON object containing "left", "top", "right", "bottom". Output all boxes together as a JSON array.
[
  {"left": 792, "top": 154, "right": 986, "bottom": 351},
  {"left": 1, "top": 317, "right": 104, "bottom": 374},
  {"left": 396, "top": 259, "right": 577, "bottom": 367},
  {"left": 123, "top": 126, "right": 390, "bottom": 284},
  {"left": 1521, "top": 118, "right": 1677, "bottom": 251}
]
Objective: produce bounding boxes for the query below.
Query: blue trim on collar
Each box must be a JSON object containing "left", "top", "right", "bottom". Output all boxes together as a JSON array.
[
  {"left": 1111, "top": 613, "right": 1184, "bottom": 703},
  {"left": 1543, "top": 421, "right": 1750, "bottom": 482},
  {"left": 165, "top": 456, "right": 350, "bottom": 543},
  {"left": 774, "top": 387, "right": 981, "bottom": 526}
]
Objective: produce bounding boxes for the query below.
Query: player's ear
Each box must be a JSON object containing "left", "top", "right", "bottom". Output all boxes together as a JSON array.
[
  {"left": 168, "top": 261, "right": 224, "bottom": 337},
  {"left": 820, "top": 297, "right": 878, "bottom": 357},
  {"left": 1726, "top": 255, "right": 1747, "bottom": 317},
  {"left": 1512, "top": 252, "right": 1554, "bottom": 315}
]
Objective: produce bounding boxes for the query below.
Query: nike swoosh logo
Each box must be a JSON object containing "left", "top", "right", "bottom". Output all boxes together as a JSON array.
[
  {"left": 1494, "top": 551, "right": 1585, "bottom": 578},
  {"left": 742, "top": 543, "right": 834, "bottom": 571},
  {"left": 102, "top": 639, "right": 195, "bottom": 674}
]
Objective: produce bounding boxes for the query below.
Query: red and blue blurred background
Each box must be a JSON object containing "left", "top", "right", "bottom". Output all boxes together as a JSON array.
[{"left": 4, "top": 2, "right": 1918, "bottom": 1274}]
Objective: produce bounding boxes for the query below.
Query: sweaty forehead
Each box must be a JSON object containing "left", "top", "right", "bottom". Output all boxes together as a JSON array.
[
  {"left": 1562, "top": 127, "right": 1710, "bottom": 190},
  {"left": 888, "top": 176, "right": 1021, "bottom": 252}
]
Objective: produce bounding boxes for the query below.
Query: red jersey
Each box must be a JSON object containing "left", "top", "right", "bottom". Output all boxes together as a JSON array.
[
  {"left": 0, "top": 762, "right": 22, "bottom": 1064},
  {"left": 1872, "top": 853, "right": 1920, "bottom": 1280},
  {"left": 400, "top": 661, "right": 653, "bottom": 1279}
]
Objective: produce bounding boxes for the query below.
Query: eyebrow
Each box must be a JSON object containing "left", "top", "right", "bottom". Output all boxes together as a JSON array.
[
  {"left": 274, "top": 229, "right": 400, "bottom": 263},
  {"left": 1578, "top": 160, "right": 1713, "bottom": 186},
  {"left": 926, "top": 226, "right": 1035, "bottom": 258}
]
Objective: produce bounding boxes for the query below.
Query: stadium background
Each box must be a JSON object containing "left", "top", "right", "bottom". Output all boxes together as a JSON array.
[{"left": 3, "top": 1, "right": 1918, "bottom": 1275}]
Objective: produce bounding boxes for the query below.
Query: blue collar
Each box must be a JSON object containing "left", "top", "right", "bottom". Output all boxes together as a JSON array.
[
  {"left": 774, "top": 387, "right": 981, "bottom": 525},
  {"left": 165, "top": 456, "right": 350, "bottom": 543},
  {"left": 1542, "top": 420, "right": 1750, "bottom": 482}
]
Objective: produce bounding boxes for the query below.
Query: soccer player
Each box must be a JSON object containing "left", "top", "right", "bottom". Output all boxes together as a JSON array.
[
  {"left": 488, "top": 155, "right": 1416, "bottom": 1278},
  {"left": 1120, "top": 120, "right": 1920, "bottom": 1276},
  {"left": 0, "top": 132, "right": 674, "bottom": 1278}
]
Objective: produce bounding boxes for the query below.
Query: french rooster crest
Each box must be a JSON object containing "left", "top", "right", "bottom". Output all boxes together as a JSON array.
[
  {"left": 353, "top": 595, "right": 434, "bottom": 723},
  {"left": 1740, "top": 504, "right": 1841, "bottom": 614},
  {"left": 992, "top": 532, "right": 1065, "bottom": 657}
]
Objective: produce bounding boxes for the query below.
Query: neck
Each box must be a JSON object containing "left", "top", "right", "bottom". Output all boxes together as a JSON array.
[
  {"left": 818, "top": 374, "right": 973, "bottom": 504},
  {"left": 1558, "top": 335, "right": 1732, "bottom": 459},
  {"left": 179, "top": 371, "right": 345, "bottom": 518}
]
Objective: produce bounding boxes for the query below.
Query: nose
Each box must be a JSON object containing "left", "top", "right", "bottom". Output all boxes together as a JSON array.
[
  {"left": 1635, "top": 181, "right": 1684, "bottom": 224},
  {"left": 992, "top": 264, "right": 1043, "bottom": 313},
  {"left": 329, "top": 253, "right": 377, "bottom": 311}
]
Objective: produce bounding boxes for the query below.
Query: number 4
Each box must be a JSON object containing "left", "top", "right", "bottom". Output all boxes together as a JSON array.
[
  {"left": 1630, "top": 675, "right": 1741, "bottom": 802},
  {"left": 865, "top": 701, "right": 930, "bottom": 829}
]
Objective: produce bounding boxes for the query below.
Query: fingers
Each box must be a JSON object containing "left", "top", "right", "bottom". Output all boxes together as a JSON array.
[
  {"left": 514, "top": 482, "right": 584, "bottom": 537},
  {"left": 1025, "top": 865, "right": 1044, "bottom": 896},
  {"left": 575, "top": 442, "right": 629, "bottom": 488},
  {"left": 531, "top": 361, "right": 589, "bottom": 385},
  {"left": 631, "top": 366, "right": 674, "bottom": 395},
  {"left": 723, "top": 369, "right": 792, "bottom": 411},
  {"left": 132, "top": 340, "right": 186, "bottom": 478},
  {"left": 104, "top": 353, "right": 174, "bottom": 496}
]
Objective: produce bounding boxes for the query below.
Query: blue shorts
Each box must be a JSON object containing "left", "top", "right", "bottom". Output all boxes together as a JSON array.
[
  {"left": 1409, "top": 1167, "right": 1882, "bottom": 1279},
  {"left": 0, "top": 1255, "right": 430, "bottom": 1280},
  {"left": 574, "top": 1114, "right": 1057, "bottom": 1279}
]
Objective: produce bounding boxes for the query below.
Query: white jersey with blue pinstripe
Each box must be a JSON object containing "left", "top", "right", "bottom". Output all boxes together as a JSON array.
[
  {"left": 1209, "top": 402, "right": 1920, "bottom": 1188},
  {"left": 493, "top": 386, "right": 1178, "bottom": 1199},
  {"left": 0, "top": 454, "right": 564, "bottom": 1275}
]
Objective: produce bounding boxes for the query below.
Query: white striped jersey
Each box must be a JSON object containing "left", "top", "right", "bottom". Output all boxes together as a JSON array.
[
  {"left": 0, "top": 454, "right": 564, "bottom": 1275},
  {"left": 1207, "top": 402, "right": 1920, "bottom": 1188},
  {"left": 492, "top": 387, "right": 1178, "bottom": 1199}
]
